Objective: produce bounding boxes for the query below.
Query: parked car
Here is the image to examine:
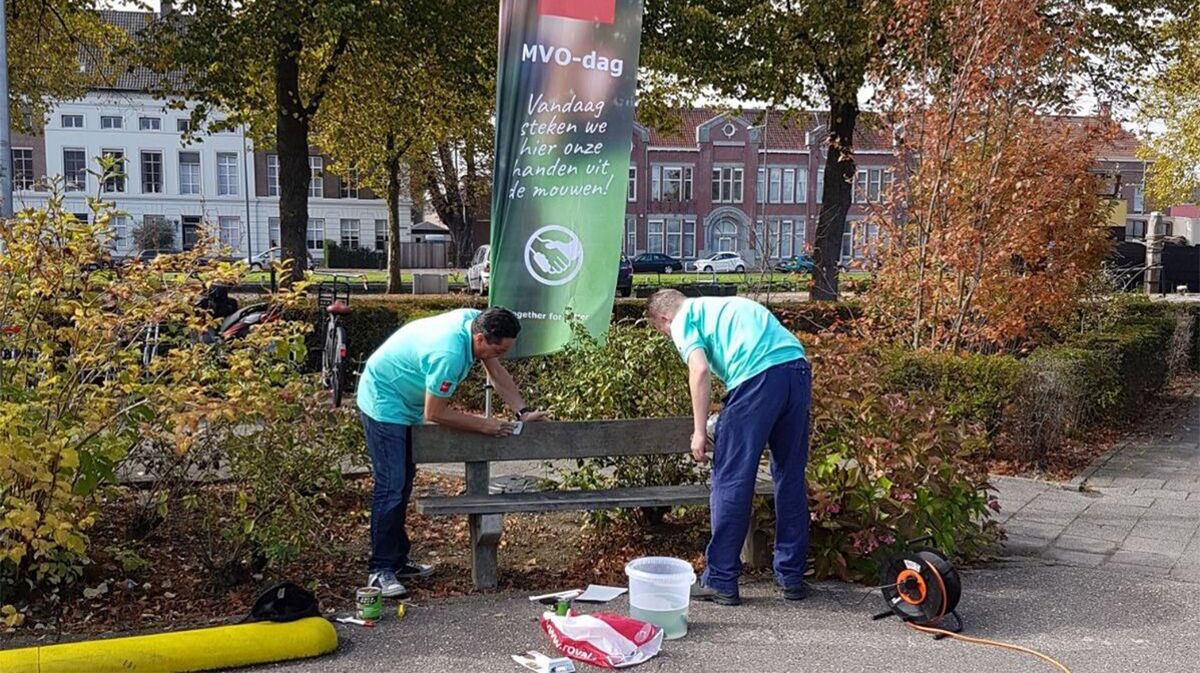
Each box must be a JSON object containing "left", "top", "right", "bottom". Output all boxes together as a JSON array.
[
  {"left": 691, "top": 252, "right": 747, "bottom": 273},
  {"left": 775, "top": 253, "right": 817, "bottom": 274},
  {"left": 616, "top": 255, "right": 633, "bottom": 297},
  {"left": 774, "top": 254, "right": 849, "bottom": 273},
  {"left": 249, "top": 246, "right": 315, "bottom": 271},
  {"left": 467, "top": 244, "right": 491, "bottom": 294},
  {"left": 631, "top": 253, "right": 684, "bottom": 274}
]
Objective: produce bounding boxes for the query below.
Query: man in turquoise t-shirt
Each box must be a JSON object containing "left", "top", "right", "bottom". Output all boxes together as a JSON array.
[
  {"left": 647, "top": 290, "right": 811, "bottom": 606},
  {"left": 356, "top": 307, "right": 545, "bottom": 598}
]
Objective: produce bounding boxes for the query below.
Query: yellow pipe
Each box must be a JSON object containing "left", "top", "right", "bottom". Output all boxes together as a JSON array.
[{"left": 0, "top": 616, "right": 338, "bottom": 673}]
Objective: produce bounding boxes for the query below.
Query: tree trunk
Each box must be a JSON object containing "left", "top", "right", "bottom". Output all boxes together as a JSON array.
[
  {"left": 425, "top": 142, "right": 474, "bottom": 268},
  {"left": 812, "top": 96, "right": 859, "bottom": 301},
  {"left": 385, "top": 135, "right": 403, "bottom": 294},
  {"left": 408, "top": 168, "right": 424, "bottom": 227},
  {"left": 275, "top": 30, "right": 311, "bottom": 285}
]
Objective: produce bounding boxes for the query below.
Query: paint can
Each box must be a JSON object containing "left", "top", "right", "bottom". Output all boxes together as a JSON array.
[{"left": 356, "top": 587, "right": 382, "bottom": 622}]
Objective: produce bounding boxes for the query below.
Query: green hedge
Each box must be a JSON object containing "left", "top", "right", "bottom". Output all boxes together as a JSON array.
[
  {"left": 324, "top": 240, "right": 386, "bottom": 270},
  {"left": 295, "top": 296, "right": 863, "bottom": 371},
  {"left": 882, "top": 349, "right": 1027, "bottom": 438},
  {"left": 880, "top": 300, "right": 1182, "bottom": 463}
]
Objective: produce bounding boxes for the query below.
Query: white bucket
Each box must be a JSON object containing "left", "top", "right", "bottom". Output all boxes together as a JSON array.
[{"left": 624, "top": 556, "right": 697, "bottom": 640}]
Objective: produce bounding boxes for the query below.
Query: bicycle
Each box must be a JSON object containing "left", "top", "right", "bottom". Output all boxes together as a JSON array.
[{"left": 316, "top": 275, "right": 353, "bottom": 408}]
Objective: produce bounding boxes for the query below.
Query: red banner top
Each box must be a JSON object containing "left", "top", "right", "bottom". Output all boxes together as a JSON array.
[{"left": 537, "top": 0, "right": 615, "bottom": 24}]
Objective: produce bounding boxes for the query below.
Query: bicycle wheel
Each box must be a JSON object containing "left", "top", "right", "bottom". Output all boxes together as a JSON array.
[
  {"left": 331, "top": 325, "right": 348, "bottom": 408},
  {"left": 321, "top": 318, "right": 335, "bottom": 388}
]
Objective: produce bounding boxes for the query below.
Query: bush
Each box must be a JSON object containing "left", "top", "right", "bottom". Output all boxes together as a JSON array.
[
  {"left": 882, "top": 349, "right": 1027, "bottom": 440},
  {"left": 0, "top": 192, "right": 334, "bottom": 623},
  {"left": 806, "top": 335, "right": 998, "bottom": 580},
  {"left": 324, "top": 240, "right": 386, "bottom": 269}
]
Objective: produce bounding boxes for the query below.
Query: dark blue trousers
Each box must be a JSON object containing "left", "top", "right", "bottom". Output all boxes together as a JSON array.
[
  {"left": 361, "top": 413, "right": 416, "bottom": 573},
  {"left": 703, "top": 358, "right": 812, "bottom": 594}
]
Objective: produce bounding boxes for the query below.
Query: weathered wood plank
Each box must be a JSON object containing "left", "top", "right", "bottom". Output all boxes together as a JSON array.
[
  {"left": 416, "top": 482, "right": 774, "bottom": 516},
  {"left": 410, "top": 418, "right": 693, "bottom": 464},
  {"left": 469, "top": 513, "right": 503, "bottom": 589}
]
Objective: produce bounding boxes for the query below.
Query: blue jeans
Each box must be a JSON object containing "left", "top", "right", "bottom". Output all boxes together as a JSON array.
[
  {"left": 703, "top": 358, "right": 812, "bottom": 594},
  {"left": 361, "top": 413, "right": 416, "bottom": 573}
]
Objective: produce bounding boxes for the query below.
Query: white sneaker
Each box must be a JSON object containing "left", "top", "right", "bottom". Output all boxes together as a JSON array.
[{"left": 368, "top": 570, "right": 407, "bottom": 598}]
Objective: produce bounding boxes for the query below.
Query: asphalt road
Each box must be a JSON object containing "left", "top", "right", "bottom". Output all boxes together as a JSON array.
[{"left": 253, "top": 558, "right": 1200, "bottom": 673}]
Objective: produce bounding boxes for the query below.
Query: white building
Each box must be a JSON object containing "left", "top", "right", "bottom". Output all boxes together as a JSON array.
[{"left": 10, "top": 11, "right": 410, "bottom": 260}]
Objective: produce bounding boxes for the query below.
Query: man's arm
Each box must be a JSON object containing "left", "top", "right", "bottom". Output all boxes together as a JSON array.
[
  {"left": 687, "top": 349, "right": 712, "bottom": 463},
  {"left": 482, "top": 357, "right": 547, "bottom": 421},
  {"left": 425, "top": 393, "right": 514, "bottom": 436}
]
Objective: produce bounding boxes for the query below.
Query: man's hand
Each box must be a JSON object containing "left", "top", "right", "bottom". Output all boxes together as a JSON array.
[
  {"left": 690, "top": 432, "right": 710, "bottom": 464},
  {"left": 482, "top": 418, "right": 516, "bottom": 437},
  {"left": 520, "top": 410, "right": 548, "bottom": 422}
]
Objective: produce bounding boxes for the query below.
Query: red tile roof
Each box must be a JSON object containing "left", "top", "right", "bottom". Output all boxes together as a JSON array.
[{"left": 637, "top": 108, "right": 894, "bottom": 151}]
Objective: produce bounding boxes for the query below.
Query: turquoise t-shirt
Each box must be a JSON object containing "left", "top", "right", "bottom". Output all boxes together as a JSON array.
[
  {"left": 670, "top": 297, "right": 805, "bottom": 390},
  {"left": 356, "top": 309, "right": 480, "bottom": 425}
]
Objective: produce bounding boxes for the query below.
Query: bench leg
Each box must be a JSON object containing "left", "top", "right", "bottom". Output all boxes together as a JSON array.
[
  {"left": 469, "top": 513, "right": 503, "bottom": 590},
  {"left": 741, "top": 510, "right": 771, "bottom": 569}
]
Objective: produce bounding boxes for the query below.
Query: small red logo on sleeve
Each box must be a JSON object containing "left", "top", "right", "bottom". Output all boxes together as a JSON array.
[
  {"left": 439, "top": 381, "right": 452, "bottom": 394},
  {"left": 538, "top": 0, "right": 615, "bottom": 24}
]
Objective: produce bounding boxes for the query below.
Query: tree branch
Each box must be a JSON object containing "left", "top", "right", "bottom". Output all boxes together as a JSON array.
[{"left": 305, "top": 32, "right": 349, "bottom": 117}]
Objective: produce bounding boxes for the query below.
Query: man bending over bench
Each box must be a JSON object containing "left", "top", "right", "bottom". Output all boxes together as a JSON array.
[
  {"left": 356, "top": 307, "right": 546, "bottom": 598},
  {"left": 647, "top": 289, "right": 812, "bottom": 606}
]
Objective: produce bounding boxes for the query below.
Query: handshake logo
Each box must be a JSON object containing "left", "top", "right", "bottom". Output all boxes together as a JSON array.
[{"left": 524, "top": 225, "right": 584, "bottom": 286}]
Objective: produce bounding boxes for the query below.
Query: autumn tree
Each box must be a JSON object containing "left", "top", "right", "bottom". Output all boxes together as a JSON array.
[
  {"left": 642, "top": 0, "right": 1183, "bottom": 301},
  {"left": 315, "top": 0, "right": 494, "bottom": 290},
  {"left": 868, "top": 0, "right": 1116, "bottom": 352},
  {"left": 144, "top": 1, "right": 374, "bottom": 283},
  {"left": 1140, "top": 9, "right": 1200, "bottom": 207},
  {"left": 4, "top": 1, "right": 128, "bottom": 131}
]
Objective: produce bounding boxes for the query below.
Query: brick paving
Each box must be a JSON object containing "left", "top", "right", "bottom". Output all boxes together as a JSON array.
[{"left": 996, "top": 394, "right": 1200, "bottom": 582}]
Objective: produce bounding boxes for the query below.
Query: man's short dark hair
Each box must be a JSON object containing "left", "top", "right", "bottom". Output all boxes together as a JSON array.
[{"left": 472, "top": 307, "right": 521, "bottom": 344}]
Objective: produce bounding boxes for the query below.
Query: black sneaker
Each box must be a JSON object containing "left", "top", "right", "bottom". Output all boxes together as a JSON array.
[
  {"left": 782, "top": 581, "right": 811, "bottom": 601},
  {"left": 395, "top": 560, "right": 435, "bottom": 580},
  {"left": 692, "top": 582, "right": 741, "bottom": 606}
]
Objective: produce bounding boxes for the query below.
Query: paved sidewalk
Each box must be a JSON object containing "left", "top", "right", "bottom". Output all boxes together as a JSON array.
[{"left": 994, "top": 393, "right": 1200, "bottom": 582}]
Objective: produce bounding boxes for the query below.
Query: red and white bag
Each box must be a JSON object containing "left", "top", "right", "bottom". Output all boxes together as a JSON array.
[{"left": 539, "top": 611, "right": 663, "bottom": 669}]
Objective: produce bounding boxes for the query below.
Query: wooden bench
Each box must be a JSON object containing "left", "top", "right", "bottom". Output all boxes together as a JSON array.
[{"left": 412, "top": 418, "right": 773, "bottom": 589}]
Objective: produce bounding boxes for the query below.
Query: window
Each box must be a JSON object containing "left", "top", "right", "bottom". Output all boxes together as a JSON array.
[
  {"left": 266, "top": 155, "right": 280, "bottom": 197},
  {"left": 769, "top": 169, "right": 782, "bottom": 203},
  {"left": 177, "top": 118, "right": 192, "bottom": 133},
  {"left": 683, "top": 219, "right": 696, "bottom": 258},
  {"left": 648, "top": 219, "right": 664, "bottom": 253},
  {"left": 309, "top": 157, "right": 324, "bottom": 198},
  {"left": 179, "top": 151, "right": 201, "bottom": 195},
  {"left": 11, "top": 148, "right": 34, "bottom": 190},
  {"left": 141, "top": 151, "right": 163, "bottom": 194},
  {"left": 216, "top": 152, "right": 239, "bottom": 196},
  {"left": 711, "top": 166, "right": 744, "bottom": 203},
  {"left": 627, "top": 166, "right": 637, "bottom": 202},
  {"left": 782, "top": 169, "right": 796, "bottom": 203},
  {"left": 375, "top": 219, "right": 387, "bottom": 251},
  {"left": 339, "top": 218, "right": 360, "bottom": 248},
  {"left": 139, "top": 117, "right": 161, "bottom": 131},
  {"left": 780, "top": 220, "right": 794, "bottom": 258},
  {"left": 855, "top": 168, "right": 891, "bottom": 203},
  {"left": 666, "top": 219, "right": 683, "bottom": 258},
  {"left": 100, "top": 115, "right": 123, "bottom": 130},
  {"left": 218, "top": 216, "right": 240, "bottom": 248},
  {"left": 1133, "top": 185, "right": 1145, "bottom": 213},
  {"left": 64, "top": 149, "right": 86, "bottom": 191},
  {"left": 340, "top": 168, "right": 360, "bottom": 199},
  {"left": 797, "top": 169, "right": 808, "bottom": 204},
  {"left": 61, "top": 114, "right": 83, "bottom": 129},
  {"left": 652, "top": 165, "right": 693, "bottom": 201},
  {"left": 306, "top": 218, "right": 325, "bottom": 251},
  {"left": 796, "top": 219, "right": 807, "bottom": 254},
  {"left": 101, "top": 150, "right": 125, "bottom": 193},
  {"left": 625, "top": 216, "right": 637, "bottom": 255},
  {"left": 268, "top": 217, "right": 280, "bottom": 248},
  {"left": 816, "top": 167, "right": 825, "bottom": 203},
  {"left": 112, "top": 215, "right": 129, "bottom": 248}
]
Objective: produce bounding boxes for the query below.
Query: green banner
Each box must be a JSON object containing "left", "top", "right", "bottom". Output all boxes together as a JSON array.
[{"left": 489, "top": 0, "right": 644, "bottom": 358}]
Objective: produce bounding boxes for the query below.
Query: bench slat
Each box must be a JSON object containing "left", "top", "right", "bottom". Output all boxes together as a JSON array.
[
  {"left": 416, "top": 482, "right": 774, "bottom": 516},
  {"left": 411, "top": 418, "right": 693, "bottom": 463}
]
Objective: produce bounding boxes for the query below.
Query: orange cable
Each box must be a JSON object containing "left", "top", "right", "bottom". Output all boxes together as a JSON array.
[{"left": 904, "top": 622, "right": 1072, "bottom": 673}]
